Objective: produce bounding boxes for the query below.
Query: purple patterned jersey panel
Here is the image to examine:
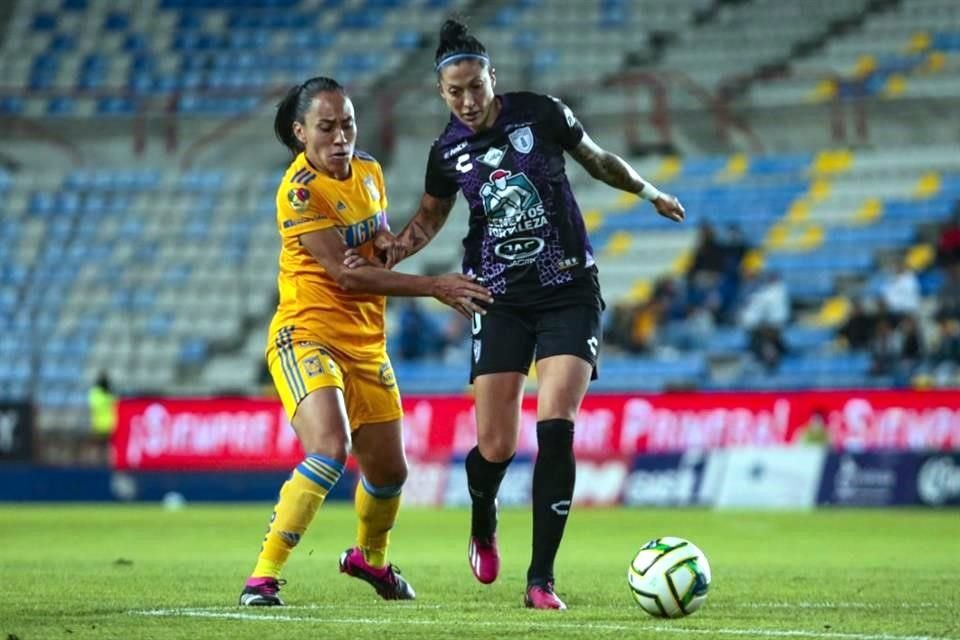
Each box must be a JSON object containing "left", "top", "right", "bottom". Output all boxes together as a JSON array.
[{"left": 424, "top": 92, "right": 596, "bottom": 302}]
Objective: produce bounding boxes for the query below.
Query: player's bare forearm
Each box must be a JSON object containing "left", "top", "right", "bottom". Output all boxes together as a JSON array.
[
  {"left": 569, "top": 133, "right": 649, "bottom": 194},
  {"left": 393, "top": 192, "right": 456, "bottom": 262}
]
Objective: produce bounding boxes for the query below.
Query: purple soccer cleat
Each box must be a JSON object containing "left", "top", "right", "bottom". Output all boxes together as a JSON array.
[
  {"left": 524, "top": 581, "right": 567, "bottom": 610},
  {"left": 338, "top": 547, "right": 416, "bottom": 600}
]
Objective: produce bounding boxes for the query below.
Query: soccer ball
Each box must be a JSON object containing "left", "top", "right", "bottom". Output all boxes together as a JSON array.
[{"left": 627, "top": 536, "right": 711, "bottom": 618}]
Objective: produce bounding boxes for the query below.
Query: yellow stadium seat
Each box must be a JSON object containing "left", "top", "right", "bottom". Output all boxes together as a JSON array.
[
  {"left": 583, "top": 209, "right": 603, "bottom": 232},
  {"left": 716, "top": 153, "right": 749, "bottom": 182},
  {"left": 853, "top": 198, "right": 883, "bottom": 224},
  {"left": 811, "top": 150, "right": 853, "bottom": 175},
  {"left": 655, "top": 156, "right": 682, "bottom": 183},
  {"left": 604, "top": 230, "right": 632, "bottom": 257},
  {"left": 905, "top": 31, "right": 931, "bottom": 54},
  {"left": 905, "top": 243, "right": 935, "bottom": 271},
  {"left": 883, "top": 74, "right": 907, "bottom": 98},
  {"left": 813, "top": 296, "right": 851, "bottom": 327},
  {"left": 913, "top": 172, "right": 941, "bottom": 199}
]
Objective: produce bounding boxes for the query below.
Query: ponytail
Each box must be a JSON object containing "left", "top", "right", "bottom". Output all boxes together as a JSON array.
[
  {"left": 434, "top": 17, "right": 489, "bottom": 73},
  {"left": 273, "top": 76, "right": 345, "bottom": 156}
]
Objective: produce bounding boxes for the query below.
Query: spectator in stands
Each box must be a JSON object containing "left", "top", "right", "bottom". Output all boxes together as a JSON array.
[
  {"left": 685, "top": 222, "right": 728, "bottom": 320},
  {"left": 928, "top": 317, "right": 960, "bottom": 385},
  {"left": 369, "top": 18, "right": 685, "bottom": 610},
  {"left": 738, "top": 270, "right": 790, "bottom": 372},
  {"left": 749, "top": 322, "right": 789, "bottom": 372},
  {"left": 936, "top": 263, "right": 960, "bottom": 321},
  {"left": 240, "top": 76, "right": 492, "bottom": 607},
  {"left": 837, "top": 296, "right": 877, "bottom": 351},
  {"left": 935, "top": 203, "right": 960, "bottom": 268},
  {"left": 880, "top": 259, "right": 920, "bottom": 322},
  {"left": 870, "top": 317, "right": 903, "bottom": 375},
  {"left": 88, "top": 372, "right": 116, "bottom": 440}
]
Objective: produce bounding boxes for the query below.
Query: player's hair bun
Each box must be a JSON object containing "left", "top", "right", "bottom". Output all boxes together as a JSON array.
[{"left": 439, "top": 18, "right": 469, "bottom": 46}]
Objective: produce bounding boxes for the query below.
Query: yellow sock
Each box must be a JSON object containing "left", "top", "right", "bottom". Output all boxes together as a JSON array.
[
  {"left": 355, "top": 477, "right": 402, "bottom": 568},
  {"left": 252, "top": 455, "right": 344, "bottom": 579}
]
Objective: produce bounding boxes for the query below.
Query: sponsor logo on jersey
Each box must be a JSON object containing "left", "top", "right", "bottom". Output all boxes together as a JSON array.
[
  {"left": 443, "top": 140, "right": 468, "bottom": 159},
  {"left": 340, "top": 211, "right": 384, "bottom": 248},
  {"left": 479, "top": 169, "right": 548, "bottom": 238},
  {"left": 478, "top": 146, "right": 506, "bottom": 169},
  {"left": 287, "top": 187, "right": 310, "bottom": 212},
  {"left": 494, "top": 236, "right": 545, "bottom": 266},
  {"left": 508, "top": 126, "right": 534, "bottom": 154}
]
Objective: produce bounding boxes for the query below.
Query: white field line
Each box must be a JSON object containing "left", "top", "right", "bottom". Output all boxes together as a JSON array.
[
  {"left": 129, "top": 609, "right": 955, "bottom": 640},
  {"left": 130, "top": 600, "right": 943, "bottom": 612}
]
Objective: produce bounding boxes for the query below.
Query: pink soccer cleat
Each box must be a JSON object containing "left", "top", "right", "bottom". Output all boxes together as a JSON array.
[
  {"left": 239, "top": 577, "right": 286, "bottom": 606},
  {"left": 468, "top": 535, "right": 500, "bottom": 584},
  {"left": 524, "top": 581, "right": 567, "bottom": 610},
  {"left": 338, "top": 547, "right": 416, "bottom": 600}
]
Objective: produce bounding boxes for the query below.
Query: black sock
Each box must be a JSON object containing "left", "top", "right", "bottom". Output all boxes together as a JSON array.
[
  {"left": 527, "top": 419, "right": 575, "bottom": 586},
  {"left": 465, "top": 446, "right": 513, "bottom": 540}
]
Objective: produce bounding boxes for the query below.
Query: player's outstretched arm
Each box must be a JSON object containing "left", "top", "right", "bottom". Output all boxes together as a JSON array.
[
  {"left": 381, "top": 192, "right": 457, "bottom": 268},
  {"left": 568, "top": 131, "right": 685, "bottom": 223},
  {"left": 301, "top": 226, "right": 491, "bottom": 316}
]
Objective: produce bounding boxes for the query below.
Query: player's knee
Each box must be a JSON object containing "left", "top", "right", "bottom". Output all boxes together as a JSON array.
[
  {"left": 362, "top": 470, "right": 406, "bottom": 498},
  {"left": 479, "top": 439, "right": 516, "bottom": 463},
  {"left": 301, "top": 438, "right": 350, "bottom": 463}
]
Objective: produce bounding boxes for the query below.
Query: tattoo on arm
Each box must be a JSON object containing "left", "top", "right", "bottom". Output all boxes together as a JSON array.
[
  {"left": 396, "top": 193, "right": 456, "bottom": 257},
  {"left": 570, "top": 133, "right": 649, "bottom": 194}
]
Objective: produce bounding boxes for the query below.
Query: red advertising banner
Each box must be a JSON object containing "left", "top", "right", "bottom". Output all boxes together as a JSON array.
[{"left": 113, "top": 390, "right": 960, "bottom": 470}]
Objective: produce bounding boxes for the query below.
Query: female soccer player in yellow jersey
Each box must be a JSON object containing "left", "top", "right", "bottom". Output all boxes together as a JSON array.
[{"left": 239, "top": 76, "right": 492, "bottom": 607}]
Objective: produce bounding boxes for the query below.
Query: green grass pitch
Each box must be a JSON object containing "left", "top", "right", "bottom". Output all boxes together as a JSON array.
[{"left": 1, "top": 504, "right": 958, "bottom": 639}]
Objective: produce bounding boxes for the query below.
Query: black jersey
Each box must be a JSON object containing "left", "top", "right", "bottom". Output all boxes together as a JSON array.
[{"left": 425, "top": 92, "right": 598, "bottom": 308}]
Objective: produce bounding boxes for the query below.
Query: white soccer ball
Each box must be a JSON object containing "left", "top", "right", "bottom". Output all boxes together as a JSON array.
[{"left": 627, "top": 536, "right": 711, "bottom": 618}]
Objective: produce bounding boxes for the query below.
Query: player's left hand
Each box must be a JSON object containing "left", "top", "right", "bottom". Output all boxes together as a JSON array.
[
  {"left": 343, "top": 248, "right": 384, "bottom": 269},
  {"left": 653, "top": 193, "right": 685, "bottom": 223}
]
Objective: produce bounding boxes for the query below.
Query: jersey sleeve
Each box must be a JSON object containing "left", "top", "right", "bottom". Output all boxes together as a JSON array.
[
  {"left": 375, "top": 162, "right": 389, "bottom": 214},
  {"left": 277, "top": 182, "right": 337, "bottom": 238},
  {"left": 424, "top": 142, "right": 459, "bottom": 199},
  {"left": 545, "top": 94, "right": 585, "bottom": 150}
]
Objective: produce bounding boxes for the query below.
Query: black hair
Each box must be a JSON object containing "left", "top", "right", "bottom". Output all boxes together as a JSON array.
[
  {"left": 274, "top": 76, "right": 344, "bottom": 155},
  {"left": 434, "top": 17, "right": 488, "bottom": 72}
]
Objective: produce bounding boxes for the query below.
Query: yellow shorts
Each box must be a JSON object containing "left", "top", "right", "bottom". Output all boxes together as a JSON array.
[{"left": 267, "top": 326, "right": 403, "bottom": 429}]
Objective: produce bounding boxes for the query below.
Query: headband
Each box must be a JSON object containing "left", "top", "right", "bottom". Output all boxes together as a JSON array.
[{"left": 435, "top": 53, "right": 491, "bottom": 72}]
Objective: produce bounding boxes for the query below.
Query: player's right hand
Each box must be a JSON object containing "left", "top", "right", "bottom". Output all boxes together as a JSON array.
[
  {"left": 653, "top": 193, "right": 685, "bottom": 223},
  {"left": 374, "top": 230, "right": 411, "bottom": 269},
  {"left": 431, "top": 273, "right": 493, "bottom": 318}
]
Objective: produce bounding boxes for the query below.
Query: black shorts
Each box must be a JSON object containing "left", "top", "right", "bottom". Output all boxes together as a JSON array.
[{"left": 469, "top": 303, "right": 603, "bottom": 383}]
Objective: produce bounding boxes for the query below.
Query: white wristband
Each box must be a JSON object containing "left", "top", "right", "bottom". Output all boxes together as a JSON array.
[{"left": 639, "top": 182, "right": 663, "bottom": 201}]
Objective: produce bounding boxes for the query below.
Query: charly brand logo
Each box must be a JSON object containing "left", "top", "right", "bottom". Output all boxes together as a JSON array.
[
  {"left": 479, "top": 169, "right": 547, "bottom": 239},
  {"left": 508, "top": 126, "right": 534, "bottom": 154},
  {"left": 917, "top": 456, "right": 960, "bottom": 505}
]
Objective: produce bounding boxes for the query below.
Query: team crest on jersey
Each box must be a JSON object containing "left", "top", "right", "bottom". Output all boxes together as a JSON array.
[
  {"left": 287, "top": 187, "right": 310, "bottom": 212},
  {"left": 378, "top": 362, "right": 396, "bottom": 388},
  {"left": 363, "top": 175, "right": 380, "bottom": 202},
  {"left": 508, "top": 126, "right": 534, "bottom": 154}
]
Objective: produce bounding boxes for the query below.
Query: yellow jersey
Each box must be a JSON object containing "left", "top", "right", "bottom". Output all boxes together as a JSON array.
[{"left": 268, "top": 151, "right": 390, "bottom": 358}]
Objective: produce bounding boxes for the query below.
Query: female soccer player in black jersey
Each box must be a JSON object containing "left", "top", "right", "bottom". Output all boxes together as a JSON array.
[{"left": 378, "top": 19, "right": 685, "bottom": 609}]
